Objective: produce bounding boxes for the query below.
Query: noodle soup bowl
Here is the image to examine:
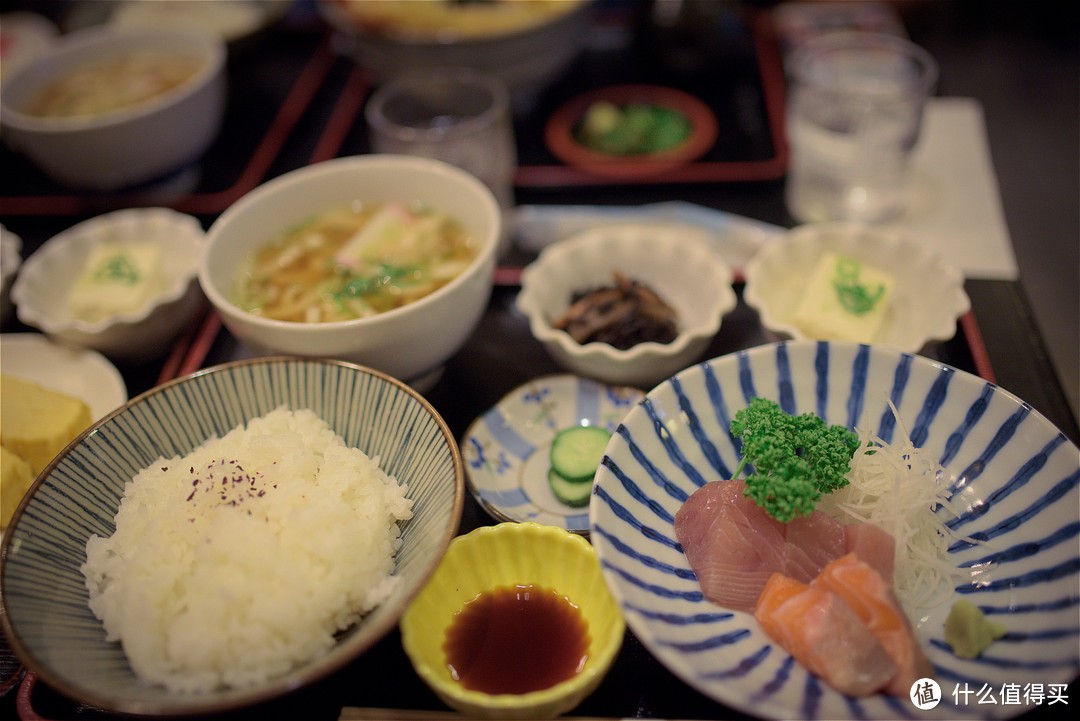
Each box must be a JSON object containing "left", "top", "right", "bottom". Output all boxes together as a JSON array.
[{"left": 199, "top": 155, "right": 500, "bottom": 387}]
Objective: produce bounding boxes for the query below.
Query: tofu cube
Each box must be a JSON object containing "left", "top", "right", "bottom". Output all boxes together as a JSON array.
[
  {"left": 68, "top": 242, "right": 161, "bottom": 322},
  {"left": 791, "top": 251, "right": 893, "bottom": 343}
]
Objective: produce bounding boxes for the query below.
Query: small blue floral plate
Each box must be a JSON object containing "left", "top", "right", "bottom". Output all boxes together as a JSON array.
[{"left": 462, "top": 374, "right": 644, "bottom": 533}]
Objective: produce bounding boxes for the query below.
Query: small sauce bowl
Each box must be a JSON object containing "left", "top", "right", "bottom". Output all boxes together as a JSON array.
[{"left": 400, "top": 522, "right": 624, "bottom": 719}]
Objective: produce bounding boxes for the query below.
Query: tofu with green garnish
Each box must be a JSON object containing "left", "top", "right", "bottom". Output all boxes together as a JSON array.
[
  {"left": 67, "top": 242, "right": 162, "bottom": 322},
  {"left": 792, "top": 251, "right": 893, "bottom": 343}
]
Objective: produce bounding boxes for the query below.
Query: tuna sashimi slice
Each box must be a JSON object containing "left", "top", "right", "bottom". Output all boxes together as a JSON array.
[
  {"left": 784, "top": 511, "right": 847, "bottom": 580},
  {"left": 844, "top": 523, "right": 896, "bottom": 582},
  {"left": 813, "top": 553, "right": 933, "bottom": 696},
  {"left": 674, "top": 480, "right": 785, "bottom": 611},
  {"left": 674, "top": 480, "right": 846, "bottom": 612},
  {"left": 755, "top": 572, "right": 899, "bottom": 697}
]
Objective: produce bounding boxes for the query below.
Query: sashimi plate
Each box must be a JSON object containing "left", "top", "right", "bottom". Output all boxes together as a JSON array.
[
  {"left": 462, "top": 374, "right": 644, "bottom": 533},
  {"left": 590, "top": 340, "right": 1079, "bottom": 720}
]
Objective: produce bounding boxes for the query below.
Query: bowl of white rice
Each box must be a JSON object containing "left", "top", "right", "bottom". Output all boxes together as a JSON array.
[{"left": 0, "top": 356, "right": 464, "bottom": 716}]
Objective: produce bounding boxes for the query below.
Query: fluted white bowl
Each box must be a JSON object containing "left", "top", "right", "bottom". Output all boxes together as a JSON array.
[
  {"left": 11, "top": 208, "right": 205, "bottom": 362},
  {"left": 743, "top": 222, "right": 971, "bottom": 352},
  {"left": 0, "top": 225, "right": 22, "bottom": 327},
  {"left": 517, "top": 223, "right": 737, "bottom": 389}
]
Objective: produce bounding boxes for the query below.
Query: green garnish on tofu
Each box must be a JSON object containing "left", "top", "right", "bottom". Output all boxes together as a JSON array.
[
  {"left": 730, "top": 397, "right": 861, "bottom": 523},
  {"left": 832, "top": 256, "right": 887, "bottom": 316},
  {"left": 791, "top": 251, "right": 894, "bottom": 343}
]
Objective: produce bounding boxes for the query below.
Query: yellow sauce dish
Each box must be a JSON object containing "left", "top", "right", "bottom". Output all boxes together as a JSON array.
[{"left": 400, "top": 522, "right": 624, "bottom": 719}]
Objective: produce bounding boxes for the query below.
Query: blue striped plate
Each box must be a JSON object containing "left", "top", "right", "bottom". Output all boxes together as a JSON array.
[
  {"left": 462, "top": 374, "right": 644, "bottom": 533},
  {"left": 0, "top": 357, "right": 464, "bottom": 716},
  {"left": 590, "top": 340, "right": 1079, "bottom": 720}
]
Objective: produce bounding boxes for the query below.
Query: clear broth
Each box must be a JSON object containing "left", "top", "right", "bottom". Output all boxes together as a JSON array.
[{"left": 232, "top": 200, "right": 477, "bottom": 323}]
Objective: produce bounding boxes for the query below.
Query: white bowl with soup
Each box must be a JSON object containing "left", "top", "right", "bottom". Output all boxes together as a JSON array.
[
  {"left": 199, "top": 155, "right": 501, "bottom": 386},
  {"left": 0, "top": 26, "right": 225, "bottom": 191}
]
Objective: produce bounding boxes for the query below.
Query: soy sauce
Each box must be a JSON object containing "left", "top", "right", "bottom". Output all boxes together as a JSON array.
[{"left": 443, "top": 584, "right": 590, "bottom": 694}]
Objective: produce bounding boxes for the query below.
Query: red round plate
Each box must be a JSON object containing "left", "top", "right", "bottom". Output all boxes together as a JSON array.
[{"left": 544, "top": 84, "right": 719, "bottom": 178}]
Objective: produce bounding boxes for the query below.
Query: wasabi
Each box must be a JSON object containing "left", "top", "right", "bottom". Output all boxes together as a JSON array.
[{"left": 944, "top": 599, "right": 1006, "bottom": 659}]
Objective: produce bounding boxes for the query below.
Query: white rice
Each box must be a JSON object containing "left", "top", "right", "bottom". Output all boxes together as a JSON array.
[{"left": 81, "top": 407, "right": 413, "bottom": 694}]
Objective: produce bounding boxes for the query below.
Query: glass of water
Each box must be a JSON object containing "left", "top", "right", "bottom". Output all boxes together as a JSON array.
[
  {"left": 784, "top": 32, "right": 938, "bottom": 224},
  {"left": 365, "top": 67, "right": 517, "bottom": 256}
]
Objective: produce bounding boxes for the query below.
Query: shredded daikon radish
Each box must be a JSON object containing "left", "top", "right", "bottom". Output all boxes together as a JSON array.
[{"left": 818, "top": 402, "right": 982, "bottom": 614}]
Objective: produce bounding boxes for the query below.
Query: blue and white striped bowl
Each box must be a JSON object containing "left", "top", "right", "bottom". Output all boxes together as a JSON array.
[
  {"left": 590, "top": 340, "right": 1079, "bottom": 720},
  {"left": 0, "top": 357, "right": 464, "bottom": 716}
]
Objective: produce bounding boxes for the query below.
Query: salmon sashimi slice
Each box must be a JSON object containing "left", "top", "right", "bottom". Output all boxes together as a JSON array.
[
  {"left": 754, "top": 572, "right": 810, "bottom": 642},
  {"left": 813, "top": 553, "right": 933, "bottom": 696},
  {"left": 755, "top": 572, "right": 898, "bottom": 697},
  {"left": 844, "top": 522, "right": 896, "bottom": 583},
  {"left": 674, "top": 480, "right": 847, "bottom": 612}
]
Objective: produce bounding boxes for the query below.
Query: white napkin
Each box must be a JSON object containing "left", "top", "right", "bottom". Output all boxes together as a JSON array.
[
  {"left": 887, "top": 97, "right": 1019, "bottom": 280},
  {"left": 512, "top": 201, "right": 780, "bottom": 270}
]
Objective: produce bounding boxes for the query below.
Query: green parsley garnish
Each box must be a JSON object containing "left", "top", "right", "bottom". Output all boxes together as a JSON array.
[{"left": 730, "top": 397, "right": 860, "bottom": 523}]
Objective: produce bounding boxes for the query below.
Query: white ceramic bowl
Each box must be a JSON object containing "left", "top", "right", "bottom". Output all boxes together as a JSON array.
[
  {"left": 0, "top": 356, "right": 464, "bottom": 716},
  {"left": 198, "top": 154, "right": 500, "bottom": 386},
  {"left": 0, "top": 225, "right": 22, "bottom": 327},
  {"left": 591, "top": 340, "right": 1080, "bottom": 720},
  {"left": 516, "top": 224, "right": 737, "bottom": 388},
  {"left": 11, "top": 208, "right": 206, "bottom": 362},
  {"left": 743, "top": 222, "right": 971, "bottom": 352},
  {"left": 318, "top": 0, "right": 592, "bottom": 113},
  {"left": 0, "top": 26, "right": 225, "bottom": 190}
]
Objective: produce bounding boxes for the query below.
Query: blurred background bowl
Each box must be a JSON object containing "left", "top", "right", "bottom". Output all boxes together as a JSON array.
[
  {"left": 400, "top": 521, "right": 624, "bottom": 719},
  {"left": 198, "top": 154, "right": 500, "bottom": 388},
  {"left": 0, "top": 356, "right": 464, "bottom": 716},
  {"left": 0, "top": 10, "right": 59, "bottom": 83},
  {"left": 318, "top": 0, "right": 594, "bottom": 114},
  {"left": 0, "top": 25, "right": 225, "bottom": 191},
  {"left": 544, "top": 83, "right": 719, "bottom": 177},
  {"left": 11, "top": 208, "right": 205, "bottom": 363},
  {"left": 65, "top": 0, "right": 293, "bottom": 53},
  {"left": 516, "top": 223, "right": 737, "bottom": 388}
]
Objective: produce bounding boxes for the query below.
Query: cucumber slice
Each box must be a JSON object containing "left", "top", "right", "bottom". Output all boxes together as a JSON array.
[
  {"left": 548, "top": 468, "right": 593, "bottom": 508},
  {"left": 549, "top": 425, "right": 611, "bottom": 483}
]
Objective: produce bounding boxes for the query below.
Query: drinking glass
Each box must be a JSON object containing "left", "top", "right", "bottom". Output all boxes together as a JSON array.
[
  {"left": 784, "top": 32, "right": 938, "bottom": 224},
  {"left": 365, "top": 67, "right": 516, "bottom": 255}
]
